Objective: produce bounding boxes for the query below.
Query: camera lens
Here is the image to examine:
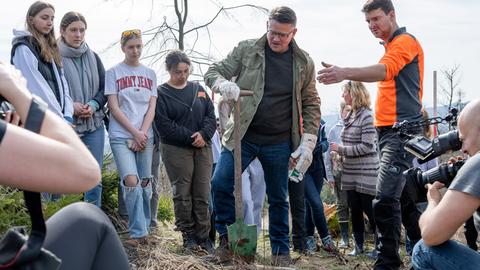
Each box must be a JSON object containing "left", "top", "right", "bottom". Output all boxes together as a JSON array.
[{"left": 419, "top": 160, "right": 465, "bottom": 188}]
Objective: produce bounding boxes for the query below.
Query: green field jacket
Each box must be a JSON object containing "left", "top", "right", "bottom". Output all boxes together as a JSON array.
[{"left": 204, "top": 34, "right": 321, "bottom": 151}]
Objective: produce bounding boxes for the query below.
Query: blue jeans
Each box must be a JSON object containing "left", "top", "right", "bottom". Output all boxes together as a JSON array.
[
  {"left": 212, "top": 140, "right": 291, "bottom": 255},
  {"left": 412, "top": 239, "right": 480, "bottom": 270},
  {"left": 110, "top": 137, "right": 153, "bottom": 238},
  {"left": 80, "top": 125, "right": 105, "bottom": 207},
  {"left": 304, "top": 168, "right": 329, "bottom": 239}
]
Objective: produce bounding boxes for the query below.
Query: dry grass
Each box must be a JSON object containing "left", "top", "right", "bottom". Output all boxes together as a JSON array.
[
  {"left": 126, "top": 241, "right": 219, "bottom": 270},
  {"left": 118, "top": 220, "right": 380, "bottom": 270}
]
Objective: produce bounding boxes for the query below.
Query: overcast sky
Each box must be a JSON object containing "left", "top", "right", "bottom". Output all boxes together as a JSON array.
[{"left": 1, "top": 0, "right": 479, "bottom": 115}]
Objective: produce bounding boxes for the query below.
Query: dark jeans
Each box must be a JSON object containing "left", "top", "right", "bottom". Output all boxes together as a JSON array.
[
  {"left": 348, "top": 190, "right": 375, "bottom": 237},
  {"left": 289, "top": 178, "right": 305, "bottom": 249},
  {"left": 212, "top": 140, "right": 291, "bottom": 255},
  {"left": 304, "top": 168, "right": 329, "bottom": 239},
  {"left": 373, "top": 128, "right": 422, "bottom": 270},
  {"left": 44, "top": 202, "right": 129, "bottom": 270}
]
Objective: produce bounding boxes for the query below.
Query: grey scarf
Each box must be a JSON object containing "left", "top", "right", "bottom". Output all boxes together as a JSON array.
[{"left": 59, "top": 40, "right": 103, "bottom": 133}]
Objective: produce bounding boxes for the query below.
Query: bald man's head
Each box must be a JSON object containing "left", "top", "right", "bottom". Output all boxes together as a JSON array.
[{"left": 458, "top": 99, "right": 480, "bottom": 156}]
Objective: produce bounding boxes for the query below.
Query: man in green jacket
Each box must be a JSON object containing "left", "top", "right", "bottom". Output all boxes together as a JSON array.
[{"left": 204, "top": 6, "right": 320, "bottom": 265}]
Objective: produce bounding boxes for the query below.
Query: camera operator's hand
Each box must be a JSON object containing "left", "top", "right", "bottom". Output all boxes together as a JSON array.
[
  {"left": 0, "top": 63, "right": 29, "bottom": 98},
  {"left": 448, "top": 155, "right": 464, "bottom": 164},
  {"left": 426, "top": 181, "right": 445, "bottom": 205},
  {"left": 0, "top": 62, "right": 33, "bottom": 122},
  {"left": 4, "top": 110, "right": 22, "bottom": 126}
]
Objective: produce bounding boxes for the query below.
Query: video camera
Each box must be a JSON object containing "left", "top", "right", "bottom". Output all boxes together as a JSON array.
[
  {"left": 393, "top": 108, "right": 464, "bottom": 202},
  {"left": 404, "top": 159, "right": 464, "bottom": 202}
]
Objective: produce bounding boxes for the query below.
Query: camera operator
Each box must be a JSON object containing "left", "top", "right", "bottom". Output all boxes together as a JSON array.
[
  {"left": 0, "top": 61, "right": 129, "bottom": 270},
  {"left": 412, "top": 99, "right": 480, "bottom": 270}
]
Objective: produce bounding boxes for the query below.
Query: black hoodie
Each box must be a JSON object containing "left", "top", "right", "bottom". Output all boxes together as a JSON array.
[{"left": 154, "top": 82, "right": 216, "bottom": 148}]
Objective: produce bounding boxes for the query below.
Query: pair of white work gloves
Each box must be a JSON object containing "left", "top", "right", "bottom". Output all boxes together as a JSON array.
[{"left": 214, "top": 78, "right": 317, "bottom": 183}]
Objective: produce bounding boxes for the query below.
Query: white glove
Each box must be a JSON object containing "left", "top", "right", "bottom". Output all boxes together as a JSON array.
[
  {"left": 214, "top": 78, "right": 240, "bottom": 101},
  {"left": 289, "top": 133, "right": 317, "bottom": 182}
]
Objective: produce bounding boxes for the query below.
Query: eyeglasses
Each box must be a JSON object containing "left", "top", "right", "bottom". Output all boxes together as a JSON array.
[
  {"left": 267, "top": 29, "right": 294, "bottom": 39},
  {"left": 121, "top": 29, "right": 141, "bottom": 39}
]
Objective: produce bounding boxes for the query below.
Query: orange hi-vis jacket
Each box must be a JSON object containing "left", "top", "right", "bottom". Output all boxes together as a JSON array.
[{"left": 375, "top": 27, "right": 424, "bottom": 127}]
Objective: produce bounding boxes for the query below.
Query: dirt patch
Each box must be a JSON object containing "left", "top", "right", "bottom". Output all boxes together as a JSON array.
[{"left": 121, "top": 222, "right": 417, "bottom": 270}]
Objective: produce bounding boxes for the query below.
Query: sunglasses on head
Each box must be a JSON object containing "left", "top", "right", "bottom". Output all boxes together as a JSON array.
[{"left": 121, "top": 29, "right": 141, "bottom": 39}]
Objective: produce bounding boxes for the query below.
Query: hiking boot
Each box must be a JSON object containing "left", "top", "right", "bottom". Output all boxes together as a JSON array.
[
  {"left": 199, "top": 238, "right": 215, "bottom": 254},
  {"left": 215, "top": 234, "right": 232, "bottom": 263},
  {"left": 123, "top": 238, "right": 140, "bottom": 248},
  {"left": 271, "top": 254, "right": 293, "bottom": 267},
  {"left": 182, "top": 233, "right": 199, "bottom": 251}
]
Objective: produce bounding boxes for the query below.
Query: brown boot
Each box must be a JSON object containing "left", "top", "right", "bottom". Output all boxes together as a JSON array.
[{"left": 123, "top": 238, "right": 141, "bottom": 248}]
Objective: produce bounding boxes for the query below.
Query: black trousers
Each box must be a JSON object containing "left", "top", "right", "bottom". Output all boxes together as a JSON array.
[
  {"left": 289, "top": 179, "right": 305, "bottom": 250},
  {"left": 44, "top": 202, "right": 129, "bottom": 270},
  {"left": 373, "top": 128, "right": 422, "bottom": 270},
  {"left": 348, "top": 190, "right": 375, "bottom": 237}
]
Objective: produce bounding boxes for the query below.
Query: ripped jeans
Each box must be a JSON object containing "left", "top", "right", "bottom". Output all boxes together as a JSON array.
[{"left": 110, "top": 137, "right": 153, "bottom": 238}]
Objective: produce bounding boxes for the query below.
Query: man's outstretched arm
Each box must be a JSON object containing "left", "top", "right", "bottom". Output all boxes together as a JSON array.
[{"left": 316, "top": 62, "right": 386, "bottom": 84}]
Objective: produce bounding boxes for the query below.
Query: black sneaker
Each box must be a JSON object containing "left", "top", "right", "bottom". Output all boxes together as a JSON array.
[
  {"left": 199, "top": 238, "right": 215, "bottom": 254},
  {"left": 182, "top": 233, "right": 199, "bottom": 251}
]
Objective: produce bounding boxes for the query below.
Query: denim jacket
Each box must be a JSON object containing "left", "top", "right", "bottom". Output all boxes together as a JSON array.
[{"left": 204, "top": 34, "right": 320, "bottom": 151}]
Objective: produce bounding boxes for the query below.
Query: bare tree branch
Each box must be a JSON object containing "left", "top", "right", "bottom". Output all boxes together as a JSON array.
[
  {"left": 184, "top": 4, "right": 268, "bottom": 35},
  {"left": 440, "top": 64, "right": 462, "bottom": 111}
]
